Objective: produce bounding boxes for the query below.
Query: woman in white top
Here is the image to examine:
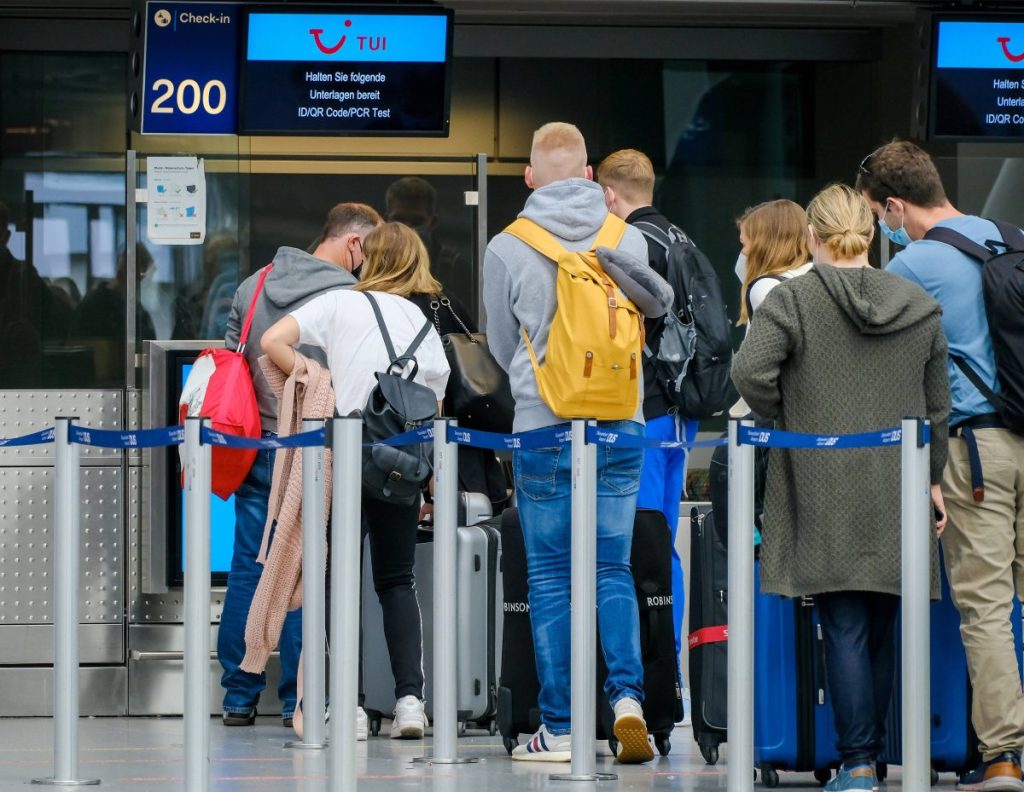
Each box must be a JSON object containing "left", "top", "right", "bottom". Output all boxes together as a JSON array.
[
  {"left": 262, "top": 222, "right": 450, "bottom": 742},
  {"left": 736, "top": 199, "right": 813, "bottom": 326}
]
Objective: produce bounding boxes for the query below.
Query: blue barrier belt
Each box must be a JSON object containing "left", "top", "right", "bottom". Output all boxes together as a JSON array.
[
  {"left": 448, "top": 425, "right": 571, "bottom": 451},
  {"left": 737, "top": 425, "right": 912, "bottom": 450},
  {"left": 202, "top": 427, "right": 324, "bottom": 449},
  {"left": 585, "top": 425, "right": 726, "bottom": 450},
  {"left": 368, "top": 425, "right": 434, "bottom": 447},
  {"left": 0, "top": 427, "right": 56, "bottom": 447},
  {"left": 70, "top": 424, "right": 184, "bottom": 448}
]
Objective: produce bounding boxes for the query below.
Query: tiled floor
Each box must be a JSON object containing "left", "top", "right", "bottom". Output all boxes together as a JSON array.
[{"left": 0, "top": 717, "right": 934, "bottom": 791}]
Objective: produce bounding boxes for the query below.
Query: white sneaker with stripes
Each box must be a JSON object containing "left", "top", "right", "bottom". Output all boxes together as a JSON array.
[{"left": 511, "top": 724, "right": 572, "bottom": 762}]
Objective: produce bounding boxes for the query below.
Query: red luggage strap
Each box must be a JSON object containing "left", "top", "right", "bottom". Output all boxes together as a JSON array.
[
  {"left": 237, "top": 264, "right": 273, "bottom": 353},
  {"left": 688, "top": 625, "right": 728, "bottom": 650}
]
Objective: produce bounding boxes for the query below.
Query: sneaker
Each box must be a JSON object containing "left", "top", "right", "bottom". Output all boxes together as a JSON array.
[
  {"left": 356, "top": 706, "right": 368, "bottom": 742},
  {"left": 511, "top": 724, "right": 572, "bottom": 762},
  {"left": 612, "top": 697, "right": 655, "bottom": 764},
  {"left": 282, "top": 714, "right": 293, "bottom": 729},
  {"left": 959, "top": 751, "right": 1024, "bottom": 791},
  {"left": 825, "top": 763, "right": 876, "bottom": 791},
  {"left": 222, "top": 708, "right": 256, "bottom": 726},
  {"left": 391, "top": 695, "right": 428, "bottom": 739}
]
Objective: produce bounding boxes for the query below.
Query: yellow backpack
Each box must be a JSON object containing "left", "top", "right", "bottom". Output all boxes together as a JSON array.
[{"left": 504, "top": 214, "right": 644, "bottom": 421}]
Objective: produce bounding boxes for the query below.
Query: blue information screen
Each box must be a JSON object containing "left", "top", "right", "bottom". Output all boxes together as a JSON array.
[
  {"left": 179, "top": 363, "right": 236, "bottom": 576},
  {"left": 240, "top": 7, "right": 453, "bottom": 135},
  {"left": 932, "top": 17, "right": 1024, "bottom": 139},
  {"left": 141, "top": 1, "right": 241, "bottom": 135}
]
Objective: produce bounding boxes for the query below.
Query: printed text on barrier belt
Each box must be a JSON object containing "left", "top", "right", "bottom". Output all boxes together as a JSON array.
[
  {"left": 585, "top": 426, "right": 728, "bottom": 450},
  {"left": 202, "top": 427, "right": 325, "bottom": 450},
  {"left": 71, "top": 424, "right": 184, "bottom": 449},
  {"left": 447, "top": 425, "right": 571, "bottom": 451},
  {"left": 367, "top": 425, "right": 435, "bottom": 447},
  {"left": 738, "top": 424, "right": 930, "bottom": 450},
  {"left": 0, "top": 427, "right": 56, "bottom": 448}
]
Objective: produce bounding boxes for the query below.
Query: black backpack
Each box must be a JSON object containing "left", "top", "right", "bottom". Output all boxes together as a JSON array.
[
  {"left": 360, "top": 292, "right": 439, "bottom": 504},
  {"left": 635, "top": 221, "right": 737, "bottom": 419},
  {"left": 923, "top": 219, "right": 1024, "bottom": 435}
]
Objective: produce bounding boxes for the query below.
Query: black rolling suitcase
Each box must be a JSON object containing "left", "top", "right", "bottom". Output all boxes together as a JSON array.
[
  {"left": 688, "top": 506, "right": 729, "bottom": 765},
  {"left": 496, "top": 507, "right": 679, "bottom": 757}
]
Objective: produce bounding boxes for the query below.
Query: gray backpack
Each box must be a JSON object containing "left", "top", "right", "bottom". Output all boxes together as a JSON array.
[{"left": 360, "top": 293, "right": 438, "bottom": 504}]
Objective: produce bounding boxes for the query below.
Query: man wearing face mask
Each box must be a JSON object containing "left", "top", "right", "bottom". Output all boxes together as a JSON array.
[
  {"left": 857, "top": 140, "right": 1024, "bottom": 791},
  {"left": 218, "top": 202, "right": 382, "bottom": 730}
]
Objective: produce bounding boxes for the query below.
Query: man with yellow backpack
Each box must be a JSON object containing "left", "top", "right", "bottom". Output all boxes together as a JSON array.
[{"left": 483, "top": 122, "right": 672, "bottom": 764}]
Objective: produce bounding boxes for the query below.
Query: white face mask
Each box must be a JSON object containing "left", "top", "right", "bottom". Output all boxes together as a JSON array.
[{"left": 734, "top": 253, "right": 748, "bottom": 284}]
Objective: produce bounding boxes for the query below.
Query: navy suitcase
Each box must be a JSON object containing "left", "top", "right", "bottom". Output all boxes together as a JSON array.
[
  {"left": 879, "top": 561, "right": 1024, "bottom": 785},
  {"left": 754, "top": 563, "right": 841, "bottom": 788}
]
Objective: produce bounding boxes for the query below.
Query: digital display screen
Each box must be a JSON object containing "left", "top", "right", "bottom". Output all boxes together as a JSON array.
[
  {"left": 239, "top": 6, "right": 453, "bottom": 135},
  {"left": 170, "top": 362, "right": 237, "bottom": 584},
  {"left": 141, "top": 1, "right": 241, "bottom": 135},
  {"left": 931, "top": 17, "right": 1024, "bottom": 140}
]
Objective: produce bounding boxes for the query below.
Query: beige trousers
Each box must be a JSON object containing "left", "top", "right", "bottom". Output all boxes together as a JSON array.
[{"left": 941, "top": 428, "right": 1024, "bottom": 760}]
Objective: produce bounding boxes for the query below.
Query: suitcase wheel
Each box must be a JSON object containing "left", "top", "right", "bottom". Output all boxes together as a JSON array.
[
  {"left": 608, "top": 737, "right": 618, "bottom": 756},
  {"left": 931, "top": 768, "right": 939, "bottom": 787},
  {"left": 699, "top": 741, "right": 719, "bottom": 766},
  {"left": 761, "top": 766, "right": 780, "bottom": 788},
  {"left": 503, "top": 736, "right": 518, "bottom": 756},
  {"left": 814, "top": 768, "right": 831, "bottom": 786},
  {"left": 458, "top": 721, "right": 467, "bottom": 737},
  {"left": 488, "top": 719, "right": 498, "bottom": 737},
  {"left": 366, "top": 709, "right": 383, "bottom": 737},
  {"left": 876, "top": 762, "right": 887, "bottom": 782},
  {"left": 655, "top": 734, "right": 671, "bottom": 757}
]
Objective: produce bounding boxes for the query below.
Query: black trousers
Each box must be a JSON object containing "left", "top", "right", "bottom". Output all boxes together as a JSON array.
[{"left": 817, "top": 590, "right": 900, "bottom": 765}]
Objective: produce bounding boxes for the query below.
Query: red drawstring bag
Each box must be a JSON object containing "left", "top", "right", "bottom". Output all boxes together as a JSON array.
[{"left": 179, "top": 265, "right": 272, "bottom": 499}]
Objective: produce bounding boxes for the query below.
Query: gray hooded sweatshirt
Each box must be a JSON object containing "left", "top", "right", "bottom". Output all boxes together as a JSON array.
[
  {"left": 732, "top": 264, "right": 950, "bottom": 598},
  {"left": 225, "top": 246, "right": 356, "bottom": 433},
  {"left": 483, "top": 178, "right": 660, "bottom": 433}
]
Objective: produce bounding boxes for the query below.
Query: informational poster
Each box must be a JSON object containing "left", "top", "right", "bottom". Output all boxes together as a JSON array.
[{"left": 147, "top": 156, "right": 207, "bottom": 245}]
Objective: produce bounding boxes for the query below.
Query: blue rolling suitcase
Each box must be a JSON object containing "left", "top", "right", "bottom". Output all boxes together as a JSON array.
[
  {"left": 880, "top": 561, "right": 1024, "bottom": 785},
  {"left": 754, "top": 562, "right": 841, "bottom": 788}
]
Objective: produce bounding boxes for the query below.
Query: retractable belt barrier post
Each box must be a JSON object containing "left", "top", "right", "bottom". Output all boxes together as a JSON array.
[
  {"left": 32, "top": 417, "right": 100, "bottom": 787},
  {"left": 727, "top": 418, "right": 756, "bottom": 792},
  {"left": 416, "top": 418, "right": 479, "bottom": 766},
  {"left": 901, "top": 418, "right": 931, "bottom": 792},
  {"left": 286, "top": 418, "right": 328, "bottom": 751},
  {"left": 183, "top": 417, "right": 212, "bottom": 792},
  {"left": 551, "top": 419, "right": 613, "bottom": 783},
  {"left": 330, "top": 417, "right": 363, "bottom": 791}
]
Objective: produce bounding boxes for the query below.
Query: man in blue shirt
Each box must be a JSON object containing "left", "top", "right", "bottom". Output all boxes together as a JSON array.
[{"left": 858, "top": 140, "right": 1024, "bottom": 791}]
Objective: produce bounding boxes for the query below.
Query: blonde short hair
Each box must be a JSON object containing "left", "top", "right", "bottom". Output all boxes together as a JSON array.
[
  {"left": 353, "top": 222, "right": 442, "bottom": 297},
  {"left": 806, "top": 183, "right": 875, "bottom": 262},
  {"left": 529, "top": 122, "right": 588, "bottom": 186},
  {"left": 596, "top": 149, "right": 655, "bottom": 205}
]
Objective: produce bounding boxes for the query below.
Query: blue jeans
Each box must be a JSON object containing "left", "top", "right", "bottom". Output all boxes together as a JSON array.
[
  {"left": 217, "top": 444, "right": 303, "bottom": 717},
  {"left": 513, "top": 420, "right": 645, "bottom": 735},
  {"left": 637, "top": 414, "right": 698, "bottom": 658},
  {"left": 817, "top": 590, "right": 900, "bottom": 765}
]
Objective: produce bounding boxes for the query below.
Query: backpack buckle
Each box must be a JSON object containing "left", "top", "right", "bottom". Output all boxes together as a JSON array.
[
  {"left": 388, "top": 471, "right": 403, "bottom": 481},
  {"left": 607, "top": 297, "right": 618, "bottom": 308}
]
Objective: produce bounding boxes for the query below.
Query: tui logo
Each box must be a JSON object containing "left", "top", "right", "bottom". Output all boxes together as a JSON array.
[
  {"left": 310, "top": 19, "right": 351, "bottom": 54},
  {"left": 998, "top": 36, "right": 1024, "bottom": 64}
]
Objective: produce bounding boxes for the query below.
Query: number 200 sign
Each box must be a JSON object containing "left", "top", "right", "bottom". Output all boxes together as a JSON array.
[{"left": 141, "top": 2, "right": 240, "bottom": 135}]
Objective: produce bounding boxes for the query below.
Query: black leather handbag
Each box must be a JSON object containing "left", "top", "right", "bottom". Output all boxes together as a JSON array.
[{"left": 430, "top": 295, "right": 515, "bottom": 434}]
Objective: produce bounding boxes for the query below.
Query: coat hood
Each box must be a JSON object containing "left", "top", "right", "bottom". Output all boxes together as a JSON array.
[
  {"left": 519, "top": 178, "right": 608, "bottom": 242},
  {"left": 813, "top": 265, "right": 941, "bottom": 336},
  {"left": 263, "top": 246, "right": 356, "bottom": 309}
]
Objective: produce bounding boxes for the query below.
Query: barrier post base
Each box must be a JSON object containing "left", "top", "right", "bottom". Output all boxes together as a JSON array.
[
  {"left": 283, "top": 741, "right": 327, "bottom": 750},
  {"left": 550, "top": 772, "right": 618, "bottom": 782},
  {"left": 30, "top": 779, "right": 101, "bottom": 787},
  {"left": 412, "top": 756, "right": 481, "bottom": 765}
]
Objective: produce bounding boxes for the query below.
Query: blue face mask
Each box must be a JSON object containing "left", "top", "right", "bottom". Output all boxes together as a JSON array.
[{"left": 878, "top": 204, "right": 912, "bottom": 248}]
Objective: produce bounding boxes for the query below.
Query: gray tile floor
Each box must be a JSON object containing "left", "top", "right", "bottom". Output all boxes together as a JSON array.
[{"left": 0, "top": 717, "right": 933, "bottom": 791}]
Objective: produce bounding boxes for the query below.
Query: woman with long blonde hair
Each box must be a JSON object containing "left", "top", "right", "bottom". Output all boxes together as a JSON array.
[
  {"left": 262, "top": 221, "right": 451, "bottom": 743},
  {"left": 736, "top": 199, "right": 812, "bottom": 326}
]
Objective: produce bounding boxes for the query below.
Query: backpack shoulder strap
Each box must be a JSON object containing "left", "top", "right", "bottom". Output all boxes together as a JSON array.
[
  {"left": 593, "top": 213, "right": 627, "bottom": 250},
  {"left": 989, "top": 218, "right": 1024, "bottom": 251},
  {"left": 633, "top": 220, "right": 671, "bottom": 251},
  {"left": 504, "top": 218, "right": 567, "bottom": 262},
  {"left": 403, "top": 318, "right": 434, "bottom": 362},
  {"left": 745, "top": 274, "right": 785, "bottom": 319},
  {"left": 950, "top": 354, "right": 1003, "bottom": 410},
  {"left": 237, "top": 264, "right": 273, "bottom": 352},
  {"left": 363, "top": 292, "right": 399, "bottom": 364},
  {"left": 924, "top": 226, "right": 995, "bottom": 263}
]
